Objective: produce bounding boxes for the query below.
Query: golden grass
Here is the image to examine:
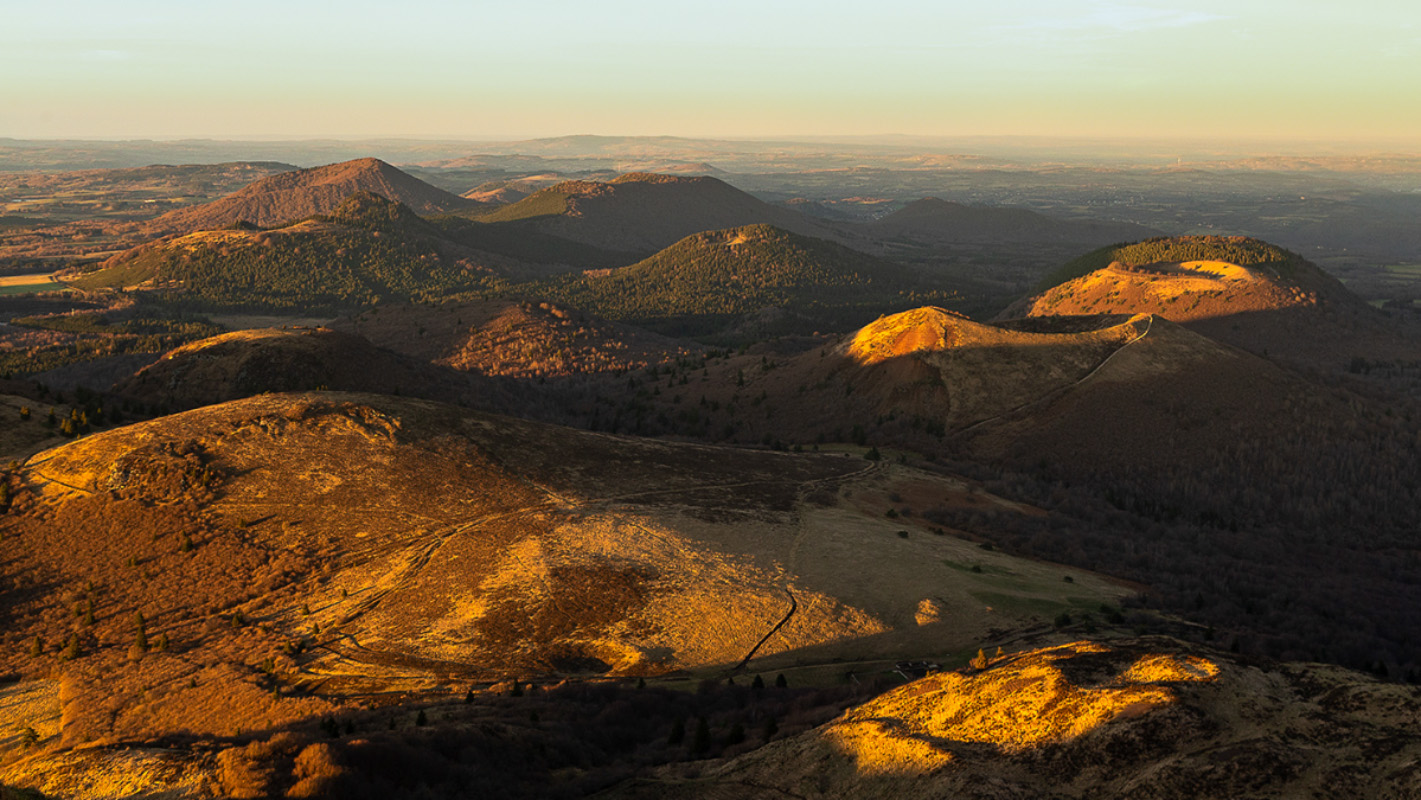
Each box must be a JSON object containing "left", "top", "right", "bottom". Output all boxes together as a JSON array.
[
  {"left": 1179, "top": 260, "right": 1256, "bottom": 280},
  {"left": 0, "top": 747, "right": 215, "bottom": 800},
  {"left": 0, "top": 680, "right": 61, "bottom": 749},
  {"left": 0, "top": 273, "right": 57, "bottom": 287},
  {"left": 847, "top": 307, "right": 969, "bottom": 365},
  {"left": 826, "top": 641, "right": 1219, "bottom": 775}
]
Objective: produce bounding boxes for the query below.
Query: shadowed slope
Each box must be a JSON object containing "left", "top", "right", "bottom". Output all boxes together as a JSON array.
[
  {"left": 478, "top": 173, "right": 846, "bottom": 255},
  {"left": 681, "top": 307, "right": 1160, "bottom": 444},
  {"left": 113, "top": 327, "right": 501, "bottom": 411},
  {"left": 333, "top": 298, "right": 700, "bottom": 379}
]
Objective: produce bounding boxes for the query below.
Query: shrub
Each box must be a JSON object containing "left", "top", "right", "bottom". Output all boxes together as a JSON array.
[
  {"left": 691, "top": 717, "right": 711, "bottom": 754},
  {"left": 970, "top": 649, "right": 989, "bottom": 670}
]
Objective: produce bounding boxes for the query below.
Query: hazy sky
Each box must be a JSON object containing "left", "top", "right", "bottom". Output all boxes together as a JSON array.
[{"left": 3, "top": 1, "right": 1418, "bottom": 146}]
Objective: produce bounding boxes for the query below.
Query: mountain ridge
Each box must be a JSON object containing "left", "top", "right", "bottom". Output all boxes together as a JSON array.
[{"left": 477, "top": 173, "right": 850, "bottom": 255}]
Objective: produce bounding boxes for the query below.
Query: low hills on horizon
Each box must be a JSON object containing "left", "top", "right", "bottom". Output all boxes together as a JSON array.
[
  {"left": 864, "top": 196, "right": 1160, "bottom": 246},
  {"left": 5, "top": 155, "right": 1421, "bottom": 799}
]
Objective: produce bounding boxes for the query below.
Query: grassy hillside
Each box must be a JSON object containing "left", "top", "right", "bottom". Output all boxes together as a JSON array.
[
  {"left": 474, "top": 185, "right": 578, "bottom": 223},
  {"left": 1038, "top": 235, "right": 1307, "bottom": 291},
  {"left": 429, "top": 213, "right": 635, "bottom": 270},
  {"left": 659, "top": 639, "right": 1421, "bottom": 800},
  {"left": 523, "top": 224, "right": 954, "bottom": 338},
  {"left": 1006, "top": 235, "right": 1386, "bottom": 368}
]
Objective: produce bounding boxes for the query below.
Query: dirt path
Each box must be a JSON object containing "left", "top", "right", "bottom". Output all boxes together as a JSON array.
[
  {"left": 949, "top": 314, "right": 1154, "bottom": 439},
  {"left": 728, "top": 461, "right": 882, "bottom": 674}
]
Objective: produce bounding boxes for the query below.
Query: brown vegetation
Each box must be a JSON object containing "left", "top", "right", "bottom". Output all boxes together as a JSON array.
[
  {"left": 632, "top": 638, "right": 1421, "bottom": 799},
  {"left": 147, "top": 158, "right": 478, "bottom": 232}
]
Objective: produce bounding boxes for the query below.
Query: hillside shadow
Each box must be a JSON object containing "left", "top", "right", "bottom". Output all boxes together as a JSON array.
[{"left": 1181, "top": 303, "right": 1421, "bottom": 370}]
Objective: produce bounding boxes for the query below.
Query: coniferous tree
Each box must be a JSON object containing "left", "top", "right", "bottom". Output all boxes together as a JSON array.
[
  {"left": 727, "top": 723, "right": 745, "bottom": 746},
  {"left": 763, "top": 715, "right": 779, "bottom": 740},
  {"left": 691, "top": 717, "right": 711, "bottom": 754},
  {"left": 668, "top": 717, "right": 686, "bottom": 745}
]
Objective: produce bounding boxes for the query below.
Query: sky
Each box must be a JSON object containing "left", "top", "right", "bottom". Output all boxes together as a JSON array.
[{"left": 2, "top": 0, "right": 1418, "bottom": 147}]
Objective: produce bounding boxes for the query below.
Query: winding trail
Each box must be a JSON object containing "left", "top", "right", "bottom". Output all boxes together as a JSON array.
[
  {"left": 730, "top": 587, "right": 798, "bottom": 674},
  {"left": 949, "top": 313, "right": 1154, "bottom": 439},
  {"left": 727, "top": 460, "right": 883, "bottom": 674},
  {"left": 311, "top": 457, "right": 884, "bottom": 682}
]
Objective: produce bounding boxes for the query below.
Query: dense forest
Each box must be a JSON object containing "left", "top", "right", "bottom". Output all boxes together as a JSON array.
[
  {"left": 0, "top": 312, "right": 223, "bottom": 377},
  {"left": 523, "top": 225, "right": 958, "bottom": 339},
  {"left": 70, "top": 194, "right": 505, "bottom": 312}
]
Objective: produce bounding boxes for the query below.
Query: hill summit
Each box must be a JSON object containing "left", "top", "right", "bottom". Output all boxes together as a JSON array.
[
  {"left": 526, "top": 224, "right": 936, "bottom": 338},
  {"left": 74, "top": 192, "right": 511, "bottom": 310},
  {"left": 148, "top": 157, "right": 477, "bottom": 232},
  {"left": 999, "top": 236, "right": 1377, "bottom": 365},
  {"left": 478, "top": 173, "right": 845, "bottom": 255},
  {"left": 1010, "top": 236, "right": 1357, "bottom": 319}
]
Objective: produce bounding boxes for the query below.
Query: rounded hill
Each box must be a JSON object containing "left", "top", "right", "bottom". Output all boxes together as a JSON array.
[
  {"left": 334, "top": 298, "right": 699, "bottom": 379},
  {"left": 475, "top": 172, "right": 845, "bottom": 255},
  {"left": 70, "top": 193, "right": 518, "bottom": 311},
  {"left": 525, "top": 224, "right": 945, "bottom": 338},
  {"left": 0, "top": 391, "right": 1127, "bottom": 751},
  {"left": 148, "top": 157, "right": 478, "bottom": 232},
  {"left": 1000, "top": 236, "right": 1376, "bottom": 365},
  {"left": 1015, "top": 235, "right": 1357, "bottom": 317},
  {"left": 113, "top": 327, "right": 493, "bottom": 411},
  {"left": 691, "top": 306, "right": 1161, "bottom": 439}
]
